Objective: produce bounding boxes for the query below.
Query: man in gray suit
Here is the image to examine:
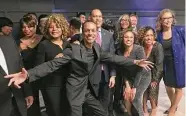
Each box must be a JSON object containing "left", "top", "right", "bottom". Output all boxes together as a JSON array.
[
  {"left": 5, "top": 21, "right": 153, "bottom": 116},
  {"left": 90, "top": 9, "right": 116, "bottom": 116}
]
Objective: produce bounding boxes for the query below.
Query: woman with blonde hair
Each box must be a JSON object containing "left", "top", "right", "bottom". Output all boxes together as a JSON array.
[
  {"left": 35, "top": 13, "right": 70, "bottom": 116},
  {"left": 114, "top": 14, "right": 133, "bottom": 50},
  {"left": 156, "top": 9, "right": 185, "bottom": 116},
  {"left": 138, "top": 26, "right": 164, "bottom": 116}
]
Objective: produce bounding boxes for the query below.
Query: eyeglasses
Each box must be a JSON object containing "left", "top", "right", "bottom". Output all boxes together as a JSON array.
[
  {"left": 120, "top": 19, "right": 129, "bottom": 23},
  {"left": 161, "top": 17, "right": 173, "bottom": 20}
]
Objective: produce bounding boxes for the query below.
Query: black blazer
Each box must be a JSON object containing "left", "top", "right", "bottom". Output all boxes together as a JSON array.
[
  {"left": 34, "top": 39, "right": 69, "bottom": 87},
  {"left": 0, "top": 35, "right": 31, "bottom": 116},
  {"left": 27, "top": 41, "right": 135, "bottom": 105}
]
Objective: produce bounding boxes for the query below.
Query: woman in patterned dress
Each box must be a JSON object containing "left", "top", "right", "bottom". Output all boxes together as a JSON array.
[{"left": 138, "top": 26, "right": 164, "bottom": 116}]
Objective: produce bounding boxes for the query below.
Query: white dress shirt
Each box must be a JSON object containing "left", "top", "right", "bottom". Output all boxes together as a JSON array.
[{"left": 0, "top": 47, "right": 9, "bottom": 74}]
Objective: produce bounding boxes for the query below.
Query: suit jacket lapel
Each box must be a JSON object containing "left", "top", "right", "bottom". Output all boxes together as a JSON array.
[
  {"left": 0, "top": 65, "right": 6, "bottom": 76},
  {"left": 101, "top": 29, "right": 106, "bottom": 47},
  {"left": 0, "top": 42, "right": 12, "bottom": 74}
]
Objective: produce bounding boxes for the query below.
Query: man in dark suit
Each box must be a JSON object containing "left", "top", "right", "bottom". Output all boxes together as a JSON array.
[
  {"left": 5, "top": 21, "right": 153, "bottom": 116},
  {"left": 0, "top": 35, "right": 33, "bottom": 116},
  {"left": 90, "top": 9, "right": 116, "bottom": 116},
  {"left": 67, "top": 17, "right": 82, "bottom": 43}
]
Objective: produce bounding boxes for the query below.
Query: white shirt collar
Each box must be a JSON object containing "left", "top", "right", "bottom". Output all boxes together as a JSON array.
[{"left": 0, "top": 47, "right": 9, "bottom": 74}]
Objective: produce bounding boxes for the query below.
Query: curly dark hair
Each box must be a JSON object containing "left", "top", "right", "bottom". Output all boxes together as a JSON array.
[{"left": 137, "top": 26, "right": 157, "bottom": 46}]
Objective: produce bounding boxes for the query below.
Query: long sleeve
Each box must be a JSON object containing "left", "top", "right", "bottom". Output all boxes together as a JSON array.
[
  {"left": 34, "top": 42, "right": 46, "bottom": 66},
  {"left": 152, "top": 43, "right": 164, "bottom": 82},
  {"left": 28, "top": 48, "right": 72, "bottom": 82},
  {"left": 133, "top": 46, "right": 146, "bottom": 88},
  {"left": 109, "top": 36, "right": 116, "bottom": 76},
  {"left": 100, "top": 51, "right": 134, "bottom": 67},
  {"left": 178, "top": 26, "right": 185, "bottom": 46}
]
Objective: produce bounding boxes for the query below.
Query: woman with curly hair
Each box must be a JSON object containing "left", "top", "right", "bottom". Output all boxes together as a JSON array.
[
  {"left": 34, "top": 13, "right": 70, "bottom": 116},
  {"left": 138, "top": 26, "right": 164, "bottom": 116},
  {"left": 156, "top": 9, "right": 185, "bottom": 116}
]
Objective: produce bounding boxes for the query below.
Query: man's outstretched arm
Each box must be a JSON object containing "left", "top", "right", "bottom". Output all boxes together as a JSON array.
[
  {"left": 100, "top": 51, "right": 154, "bottom": 70},
  {"left": 5, "top": 48, "right": 72, "bottom": 88}
]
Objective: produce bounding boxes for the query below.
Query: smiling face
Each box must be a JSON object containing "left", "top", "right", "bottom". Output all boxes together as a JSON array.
[
  {"left": 144, "top": 29, "right": 155, "bottom": 45},
  {"left": 123, "top": 31, "right": 134, "bottom": 47},
  {"left": 130, "top": 15, "right": 138, "bottom": 27},
  {"left": 90, "top": 9, "right": 103, "bottom": 29},
  {"left": 120, "top": 15, "right": 130, "bottom": 29},
  {"left": 48, "top": 21, "right": 62, "bottom": 39},
  {"left": 83, "top": 22, "right": 97, "bottom": 45},
  {"left": 22, "top": 23, "right": 36, "bottom": 38},
  {"left": 161, "top": 12, "right": 173, "bottom": 29}
]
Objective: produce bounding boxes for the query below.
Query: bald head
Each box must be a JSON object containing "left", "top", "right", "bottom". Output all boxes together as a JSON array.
[{"left": 90, "top": 9, "right": 103, "bottom": 29}]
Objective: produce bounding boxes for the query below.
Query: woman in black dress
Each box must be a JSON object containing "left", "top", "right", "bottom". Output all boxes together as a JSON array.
[
  {"left": 115, "top": 30, "right": 151, "bottom": 116},
  {"left": 138, "top": 26, "right": 164, "bottom": 116},
  {"left": 18, "top": 14, "right": 43, "bottom": 116},
  {"left": 35, "top": 14, "right": 70, "bottom": 116}
]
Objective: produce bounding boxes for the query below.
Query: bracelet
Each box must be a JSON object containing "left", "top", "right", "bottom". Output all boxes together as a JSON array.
[{"left": 135, "top": 60, "right": 140, "bottom": 65}]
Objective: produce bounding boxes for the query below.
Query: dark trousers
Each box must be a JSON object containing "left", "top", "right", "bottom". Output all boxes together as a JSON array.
[
  {"left": 10, "top": 97, "right": 22, "bottom": 116},
  {"left": 71, "top": 89, "right": 107, "bottom": 116},
  {"left": 99, "top": 71, "right": 114, "bottom": 114},
  {"left": 27, "top": 82, "right": 41, "bottom": 116},
  {"left": 41, "top": 86, "right": 61, "bottom": 116}
]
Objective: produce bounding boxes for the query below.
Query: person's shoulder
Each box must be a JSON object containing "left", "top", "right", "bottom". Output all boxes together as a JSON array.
[
  {"left": 0, "top": 35, "right": 14, "bottom": 41},
  {"left": 133, "top": 44, "right": 143, "bottom": 50},
  {"left": 64, "top": 43, "right": 79, "bottom": 51},
  {"left": 40, "top": 39, "right": 50, "bottom": 45},
  {"left": 0, "top": 35, "right": 16, "bottom": 44},
  {"left": 154, "top": 41, "right": 161, "bottom": 46},
  {"left": 174, "top": 25, "right": 185, "bottom": 32},
  {"left": 37, "top": 39, "right": 53, "bottom": 50},
  {"left": 101, "top": 28, "right": 113, "bottom": 35},
  {"left": 153, "top": 41, "right": 162, "bottom": 49}
]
